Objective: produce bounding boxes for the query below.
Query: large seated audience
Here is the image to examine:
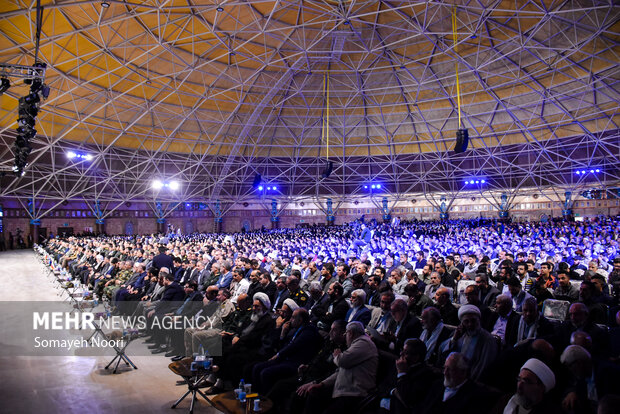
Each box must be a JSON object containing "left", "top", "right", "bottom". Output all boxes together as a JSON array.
[{"left": 43, "top": 216, "right": 620, "bottom": 413}]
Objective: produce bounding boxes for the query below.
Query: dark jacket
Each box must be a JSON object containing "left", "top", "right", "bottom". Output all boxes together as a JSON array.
[
  {"left": 423, "top": 379, "right": 497, "bottom": 414},
  {"left": 426, "top": 325, "right": 454, "bottom": 367},
  {"left": 392, "top": 363, "right": 441, "bottom": 414},
  {"left": 486, "top": 310, "right": 521, "bottom": 348},
  {"left": 320, "top": 297, "right": 350, "bottom": 328},
  {"left": 276, "top": 324, "right": 322, "bottom": 364},
  {"left": 154, "top": 281, "right": 185, "bottom": 314},
  {"left": 152, "top": 253, "right": 174, "bottom": 271},
  {"left": 390, "top": 314, "right": 422, "bottom": 354},
  {"left": 436, "top": 302, "right": 459, "bottom": 326},
  {"left": 345, "top": 305, "right": 372, "bottom": 327}
]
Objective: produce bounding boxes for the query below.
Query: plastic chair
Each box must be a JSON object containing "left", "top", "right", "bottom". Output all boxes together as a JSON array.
[{"left": 542, "top": 299, "right": 571, "bottom": 321}]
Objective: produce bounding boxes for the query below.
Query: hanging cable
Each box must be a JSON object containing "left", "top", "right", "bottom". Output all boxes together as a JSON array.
[
  {"left": 324, "top": 71, "right": 330, "bottom": 159},
  {"left": 320, "top": 70, "right": 333, "bottom": 179},
  {"left": 452, "top": 6, "right": 462, "bottom": 129}
]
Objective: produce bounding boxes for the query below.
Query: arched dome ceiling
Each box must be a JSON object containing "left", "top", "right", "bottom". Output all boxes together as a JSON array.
[{"left": 0, "top": 0, "right": 618, "bottom": 204}]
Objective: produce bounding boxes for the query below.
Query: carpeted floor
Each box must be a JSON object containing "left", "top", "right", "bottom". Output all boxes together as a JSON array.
[{"left": 0, "top": 249, "right": 222, "bottom": 414}]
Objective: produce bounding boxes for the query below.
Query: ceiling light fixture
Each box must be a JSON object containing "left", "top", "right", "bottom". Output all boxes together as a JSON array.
[
  {"left": 216, "top": 6, "right": 224, "bottom": 12},
  {"left": 101, "top": 1, "right": 110, "bottom": 8}
]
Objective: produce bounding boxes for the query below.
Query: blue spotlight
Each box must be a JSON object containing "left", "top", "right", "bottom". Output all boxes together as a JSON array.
[
  {"left": 371, "top": 184, "right": 376, "bottom": 189},
  {"left": 590, "top": 170, "right": 594, "bottom": 173},
  {"left": 376, "top": 184, "right": 381, "bottom": 189},
  {"left": 481, "top": 180, "right": 486, "bottom": 184},
  {"left": 475, "top": 180, "right": 480, "bottom": 184},
  {"left": 267, "top": 186, "right": 271, "bottom": 190},
  {"left": 576, "top": 171, "right": 580, "bottom": 175},
  {"left": 258, "top": 185, "right": 264, "bottom": 191},
  {"left": 364, "top": 185, "right": 368, "bottom": 189},
  {"left": 581, "top": 170, "right": 586, "bottom": 174},
  {"left": 272, "top": 186, "right": 277, "bottom": 190},
  {"left": 595, "top": 169, "right": 600, "bottom": 173}
]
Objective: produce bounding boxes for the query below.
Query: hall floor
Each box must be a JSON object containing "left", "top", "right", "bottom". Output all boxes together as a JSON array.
[{"left": 0, "top": 249, "right": 221, "bottom": 414}]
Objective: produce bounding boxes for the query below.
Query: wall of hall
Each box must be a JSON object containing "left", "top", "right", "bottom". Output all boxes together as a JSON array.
[{"left": 1, "top": 194, "right": 619, "bottom": 242}]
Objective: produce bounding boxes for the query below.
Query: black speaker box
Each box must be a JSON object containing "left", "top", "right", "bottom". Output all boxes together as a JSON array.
[
  {"left": 454, "top": 129, "right": 469, "bottom": 153},
  {"left": 321, "top": 161, "right": 333, "bottom": 179},
  {"left": 252, "top": 173, "right": 262, "bottom": 187}
]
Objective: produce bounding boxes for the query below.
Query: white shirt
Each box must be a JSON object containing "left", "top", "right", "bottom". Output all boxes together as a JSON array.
[{"left": 230, "top": 278, "right": 250, "bottom": 303}]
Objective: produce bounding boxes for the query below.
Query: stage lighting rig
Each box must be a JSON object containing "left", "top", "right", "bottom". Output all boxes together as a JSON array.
[
  {"left": 0, "top": 77, "right": 9, "bottom": 95},
  {"left": 13, "top": 67, "right": 50, "bottom": 176}
]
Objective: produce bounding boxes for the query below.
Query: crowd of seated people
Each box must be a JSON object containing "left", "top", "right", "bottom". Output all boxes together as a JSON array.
[{"left": 43, "top": 216, "right": 620, "bottom": 413}]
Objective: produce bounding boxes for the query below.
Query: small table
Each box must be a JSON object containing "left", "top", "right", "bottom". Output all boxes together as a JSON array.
[
  {"left": 209, "top": 391, "right": 273, "bottom": 414},
  {"left": 170, "top": 359, "right": 213, "bottom": 414}
]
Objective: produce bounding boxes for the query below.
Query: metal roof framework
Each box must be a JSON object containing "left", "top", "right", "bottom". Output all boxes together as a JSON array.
[{"left": 0, "top": 0, "right": 617, "bottom": 218}]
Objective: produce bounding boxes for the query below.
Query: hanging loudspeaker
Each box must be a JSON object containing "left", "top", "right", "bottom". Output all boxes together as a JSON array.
[
  {"left": 454, "top": 129, "right": 469, "bottom": 153},
  {"left": 321, "top": 161, "right": 333, "bottom": 179},
  {"left": 252, "top": 173, "right": 262, "bottom": 187}
]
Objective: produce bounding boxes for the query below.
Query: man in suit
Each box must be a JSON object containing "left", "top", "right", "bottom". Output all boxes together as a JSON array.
[
  {"left": 152, "top": 245, "right": 173, "bottom": 270},
  {"left": 307, "top": 281, "right": 330, "bottom": 322},
  {"left": 345, "top": 289, "right": 372, "bottom": 327},
  {"left": 246, "top": 269, "right": 263, "bottom": 299},
  {"left": 506, "top": 275, "right": 534, "bottom": 312},
  {"left": 258, "top": 271, "right": 277, "bottom": 305},
  {"left": 215, "top": 260, "right": 233, "bottom": 289},
  {"left": 555, "top": 302, "right": 610, "bottom": 357},
  {"left": 514, "top": 297, "right": 555, "bottom": 345},
  {"left": 271, "top": 276, "right": 290, "bottom": 312},
  {"left": 163, "top": 281, "right": 205, "bottom": 356},
  {"left": 180, "top": 259, "right": 199, "bottom": 284},
  {"left": 386, "top": 299, "right": 422, "bottom": 354},
  {"left": 488, "top": 294, "right": 521, "bottom": 348},
  {"left": 149, "top": 271, "right": 185, "bottom": 315},
  {"left": 424, "top": 352, "right": 496, "bottom": 414},
  {"left": 316, "top": 282, "right": 349, "bottom": 331},
  {"left": 251, "top": 308, "right": 323, "bottom": 394},
  {"left": 146, "top": 271, "right": 185, "bottom": 350},
  {"left": 424, "top": 272, "right": 445, "bottom": 299},
  {"left": 390, "top": 339, "right": 441, "bottom": 414},
  {"left": 194, "top": 260, "right": 210, "bottom": 290},
  {"left": 420, "top": 307, "right": 454, "bottom": 366},
  {"left": 368, "top": 291, "right": 394, "bottom": 334},
  {"left": 475, "top": 273, "right": 500, "bottom": 308},
  {"left": 434, "top": 287, "right": 459, "bottom": 326},
  {"left": 171, "top": 256, "right": 184, "bottom": 282}
]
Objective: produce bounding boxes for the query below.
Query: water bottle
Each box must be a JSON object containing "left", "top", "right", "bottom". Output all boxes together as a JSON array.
[
  {"left": 94, "top": 297, "right": 99, "bottom": 307},
  {"left": 238, "top": 379, "right": 246, "bottom": 402}
]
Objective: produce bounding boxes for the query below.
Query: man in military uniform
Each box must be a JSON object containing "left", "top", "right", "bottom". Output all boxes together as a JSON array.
[
  {"left": 103, "top": 261, "right": 135, "bottom": 300},
  {"left": 286, "top": 275, "right": 309, "bottom": 308}
]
